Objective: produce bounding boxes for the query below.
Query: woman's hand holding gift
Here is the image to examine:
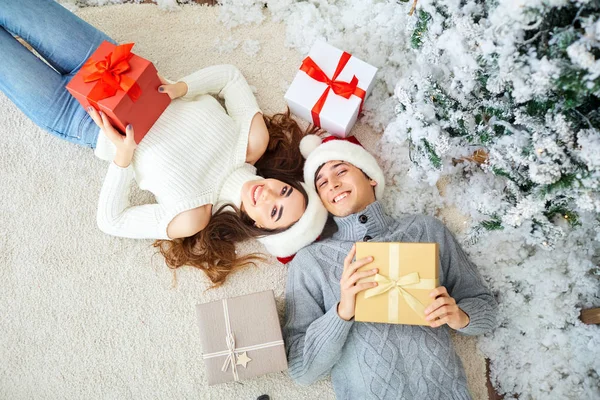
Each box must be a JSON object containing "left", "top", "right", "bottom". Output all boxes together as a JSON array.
[
  {"left": 337, "top": 244, "right": 379, "bottom": 321},
  {"left": 157, "top": 74, "right": 187, "bottom": 100},
  {"left": 88, "top": 107, "right": 137, "bottom": 168},
  {"left": 424, "top": 286, "right": 470, "bottom": 329}
]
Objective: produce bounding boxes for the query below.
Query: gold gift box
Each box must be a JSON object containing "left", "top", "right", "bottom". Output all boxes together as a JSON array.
[{"left": 355, "top": 242, "right": 439, "bottom": 325}]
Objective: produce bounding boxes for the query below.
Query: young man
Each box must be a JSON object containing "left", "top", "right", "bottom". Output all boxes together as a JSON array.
[{"left": 283, "top": 135, "right": 498, "bottom": 399}]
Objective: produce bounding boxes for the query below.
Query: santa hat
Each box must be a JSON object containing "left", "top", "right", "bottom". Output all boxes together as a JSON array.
[
  {"left": 301, "top": 135, "right": 385, "bottom": 199},
  {"left": 257, "top": 182, "right": 328, "bottom": 261}
]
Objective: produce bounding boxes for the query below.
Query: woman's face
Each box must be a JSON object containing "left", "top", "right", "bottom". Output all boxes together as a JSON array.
[{"left": 241, "top": 179, "right": 306, "bottom": 230}]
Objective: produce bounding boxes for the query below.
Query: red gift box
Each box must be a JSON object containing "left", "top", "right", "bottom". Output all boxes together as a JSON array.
[{"left": 66, "top": 41, "right": 170, "bottom": 144}]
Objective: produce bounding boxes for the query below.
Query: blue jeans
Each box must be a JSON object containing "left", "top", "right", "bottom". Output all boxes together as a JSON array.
[{"left": 0, "top": 0, "right": 117, "bottom": 148}]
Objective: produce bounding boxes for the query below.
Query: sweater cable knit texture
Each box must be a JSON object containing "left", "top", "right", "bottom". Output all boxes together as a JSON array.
[{"left": 283, "top": 201, "right": 498, "bottom": 400}]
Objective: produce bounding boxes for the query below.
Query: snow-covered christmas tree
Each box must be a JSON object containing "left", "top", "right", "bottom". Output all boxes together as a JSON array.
[{"left": 395, "top": 0, "right": 600, "bottom": 248}]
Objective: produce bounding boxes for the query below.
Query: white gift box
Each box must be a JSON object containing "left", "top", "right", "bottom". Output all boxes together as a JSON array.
[{"left": 285, "top": 41, "right": 378, "bottom": 138}]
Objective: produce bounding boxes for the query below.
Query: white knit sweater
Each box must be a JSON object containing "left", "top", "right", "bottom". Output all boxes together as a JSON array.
[{"left": 94, "top": 65, "right": 262, "bottom": 240}]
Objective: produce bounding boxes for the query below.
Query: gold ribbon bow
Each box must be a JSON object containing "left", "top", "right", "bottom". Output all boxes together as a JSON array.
[{"left": 364, "top": 272, "right": 437, "bottom": 323}]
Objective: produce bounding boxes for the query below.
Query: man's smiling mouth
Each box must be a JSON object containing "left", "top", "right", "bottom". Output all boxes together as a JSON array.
[{"left": 332, "top": 191, "right": 350, "bottom": 203}]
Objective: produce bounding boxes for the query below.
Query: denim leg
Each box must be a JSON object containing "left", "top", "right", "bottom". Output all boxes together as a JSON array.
[
  {"left": 0, "top": 0, "right": 117, "bottom": 148},
  {"left": 0, "top": 0, "right": 117, "bottom": 74}
]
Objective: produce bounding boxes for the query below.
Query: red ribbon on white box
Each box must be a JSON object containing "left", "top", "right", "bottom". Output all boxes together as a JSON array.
[{"left": 299, "top": 52, "right": 366, "bottom": 127}]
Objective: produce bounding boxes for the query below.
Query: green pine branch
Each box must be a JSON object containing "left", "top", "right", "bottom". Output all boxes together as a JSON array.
[
  {"left": 544, "top": 201, "right": 581, "bottom": 227},
  {"left": 540, "top": 173, "right": 579, "bottom": 196},
  {"left": 481, "top": 217, "right": 504, "bottom": 231},
  {"left": 411, "top": 10, "right": 431, "bottom": 49},
  {"left": 422, "top": 138, "right": 442, "bottom": 169}
]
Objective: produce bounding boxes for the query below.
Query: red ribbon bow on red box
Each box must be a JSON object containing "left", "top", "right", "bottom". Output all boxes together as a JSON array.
[
  {"left": 81, "top": 43, "right": 142, "bottom": 109},
  {"left": 300, "top": 51, "right": 366, "bottom": 127}
]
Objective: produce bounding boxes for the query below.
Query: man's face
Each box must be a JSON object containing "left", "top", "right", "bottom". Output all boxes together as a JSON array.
[{"left": 314, "top": 160, "right": 377, "bottom": 217}]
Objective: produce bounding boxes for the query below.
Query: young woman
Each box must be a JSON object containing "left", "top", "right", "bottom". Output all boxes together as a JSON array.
[{"left": 0, "top": 0, "right": 328, "bottom": 287}]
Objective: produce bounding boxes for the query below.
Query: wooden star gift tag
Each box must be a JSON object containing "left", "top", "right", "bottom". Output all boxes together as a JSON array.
[{"left": 236, "top": 352, "right": 252, "bottom": 368}]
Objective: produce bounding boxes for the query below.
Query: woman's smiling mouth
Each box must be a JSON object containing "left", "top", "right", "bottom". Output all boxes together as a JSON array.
[{"left": 252, "top": 184, "right": 264, "bottom": 205}]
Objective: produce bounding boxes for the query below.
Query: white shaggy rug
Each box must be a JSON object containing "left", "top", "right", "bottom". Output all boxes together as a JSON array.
[{"left": 0, "top": 4, "right": 487, "bottom": 399}]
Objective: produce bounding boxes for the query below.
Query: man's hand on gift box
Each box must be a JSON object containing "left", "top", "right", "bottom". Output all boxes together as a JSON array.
[
  {"left": 337, "top": 244, "right": 379, "bottom": 321},
  {"left": 423, "top": 286, "right": 470, "bottom": 330},
  {"left": 88, "top": 107, "right": 137, "bottom": 168},
  {"left": 157, "top": 74, "right": 188, "bottom": 100}
]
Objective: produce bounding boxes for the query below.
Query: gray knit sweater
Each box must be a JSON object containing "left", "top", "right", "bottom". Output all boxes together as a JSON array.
[{"left": 283, "top": 201, "right": 498, "bottom": 400}]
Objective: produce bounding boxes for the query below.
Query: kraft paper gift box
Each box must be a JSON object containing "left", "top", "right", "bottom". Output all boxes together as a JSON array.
[
  {"left": 355, "top": 242, "right": 440, "bottom": 325},
  {"left": 284, "top": 40, "right": 378, "bottom": 138},
  {"left": 66, "top": 41, "right": 170, "bottom": 144},
  {"left": 195, "top": 290, "right": 288, "bottom": 385}
]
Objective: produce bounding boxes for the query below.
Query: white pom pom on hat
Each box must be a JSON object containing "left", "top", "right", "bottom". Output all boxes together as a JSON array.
[
  {"left": 299, "top": 134, "right": 323, "bottom": 159},
  {"left": 301, "top": 134, "right": 385, "bottom": 200}
]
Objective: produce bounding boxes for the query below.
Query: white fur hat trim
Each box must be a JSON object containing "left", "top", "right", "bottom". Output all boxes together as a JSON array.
[{"left": 300, "top": 134, "right": 323, "bottom": 159}]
